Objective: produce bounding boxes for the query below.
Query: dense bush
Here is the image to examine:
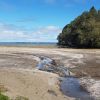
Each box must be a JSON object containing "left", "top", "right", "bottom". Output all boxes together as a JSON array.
[{"left": 57, "top": 7, "right": 100, "bottom": 48}]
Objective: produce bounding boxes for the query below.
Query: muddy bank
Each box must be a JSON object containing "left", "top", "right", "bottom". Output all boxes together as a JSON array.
[
  {"left": 0, "top": 53, "right": 37, "bottom": 69},
  {"left": 80, "top": 77, "right": 100, "bottom": 99}
]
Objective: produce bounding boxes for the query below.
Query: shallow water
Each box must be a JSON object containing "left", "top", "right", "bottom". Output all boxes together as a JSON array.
[
  {"left": 36, "top": 56, "right": 70, "bottom": 76},
  {"left": 60, "top": 77, "right": 93, "bottom": 100},
  {"left": 37, "top": 57, "right": 53, "bottom": 70}
]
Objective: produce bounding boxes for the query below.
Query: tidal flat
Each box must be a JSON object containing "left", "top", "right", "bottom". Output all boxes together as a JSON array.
[{"left": 0, "top": 46, "right": 100, "bottom": 100}]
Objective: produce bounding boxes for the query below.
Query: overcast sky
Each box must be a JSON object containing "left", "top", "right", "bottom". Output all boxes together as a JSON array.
[{"left": 0, "top": 0, "right": 99, "bottom": 42}]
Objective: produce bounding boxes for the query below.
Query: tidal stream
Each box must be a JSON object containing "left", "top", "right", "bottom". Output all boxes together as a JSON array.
[{"left": 33, "top": 55, "right": 93, "bottom": 100}]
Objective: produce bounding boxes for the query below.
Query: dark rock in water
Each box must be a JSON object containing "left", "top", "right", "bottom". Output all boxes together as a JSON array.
[{"left": 51, "top": 60, "right": 57, "bottom": 66}]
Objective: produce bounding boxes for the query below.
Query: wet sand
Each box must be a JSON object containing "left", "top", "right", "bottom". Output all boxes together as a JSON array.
[{"left": 0, "top": 46, "right": 100, "bottom": 100}]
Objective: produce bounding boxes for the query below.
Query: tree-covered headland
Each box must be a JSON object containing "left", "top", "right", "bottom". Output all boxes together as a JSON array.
[{"left": 57, "top": 7, "right": 100, "bottom": 48}]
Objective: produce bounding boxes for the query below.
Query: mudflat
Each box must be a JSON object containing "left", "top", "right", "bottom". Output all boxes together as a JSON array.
[{"left": 0, "top": 46, "right": 100, "bottom": 100}]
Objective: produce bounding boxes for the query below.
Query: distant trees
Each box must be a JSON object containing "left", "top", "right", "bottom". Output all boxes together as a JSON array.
[{"left": 57, "top": 6, "right": 100, "bottom": 48}]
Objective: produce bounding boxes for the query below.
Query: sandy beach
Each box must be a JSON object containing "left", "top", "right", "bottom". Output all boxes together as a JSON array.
[{"left": 0, "top": 46, "right": 100, "bottom": 100}]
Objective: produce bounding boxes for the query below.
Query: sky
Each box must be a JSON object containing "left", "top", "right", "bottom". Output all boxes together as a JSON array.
[{"left": 0, "top": 0, "right": 99, "bottom": 42}]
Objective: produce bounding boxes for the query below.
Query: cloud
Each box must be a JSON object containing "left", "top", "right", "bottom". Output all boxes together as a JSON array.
[
  {"left": 0, "top": 23, "right": 61, "bottom": 42},
  {"left": 0, "top": 23, "right": 30, "bottom": 42},
  {"left": 34, "top": 26, "right": 61, "bottom": 34},
  {"left": 30, "top": 26, "right": 61, "bottom": 42}
]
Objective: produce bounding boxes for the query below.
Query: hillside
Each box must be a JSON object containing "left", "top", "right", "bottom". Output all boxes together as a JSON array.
[{"left": 57, "top": 7, "right": 100, "bottom": 48}]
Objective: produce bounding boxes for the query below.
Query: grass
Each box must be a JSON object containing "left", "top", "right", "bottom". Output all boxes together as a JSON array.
[
  {"left": 0, "top": 93, "right": 9, "bottom": 100},
  {"left": 0, "top": 84, "right": 29, "bottom": 100},
  {"left": 0, "top": 94, "right": 29, "bottom": 100},
  {"left": 0, "top": 84, "right": 9, "bottom": 100}
]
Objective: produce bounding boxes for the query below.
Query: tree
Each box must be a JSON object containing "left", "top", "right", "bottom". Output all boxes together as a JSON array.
[
  {"left": 57, "top": 7, "right": 100, "bottom": 48},
  {"left": 89, "top": 6, "right": 97, "bottom": 16}
]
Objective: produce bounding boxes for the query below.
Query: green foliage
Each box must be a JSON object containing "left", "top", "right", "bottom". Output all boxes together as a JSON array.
[
  {"left": 0, "top": 93, "right": 9, "bottom": 100},
  {"left": 57, "top": 6, "right": 100, "bottom": 48}
]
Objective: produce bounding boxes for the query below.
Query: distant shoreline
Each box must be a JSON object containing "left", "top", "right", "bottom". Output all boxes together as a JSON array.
[{"left": 0, "top": 42, "right": 57, "bottom": 48}]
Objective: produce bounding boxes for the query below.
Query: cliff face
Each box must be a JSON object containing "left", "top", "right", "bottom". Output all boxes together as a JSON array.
[{"left": 57, "top": 7, "right": 100, "bottom": 48}]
